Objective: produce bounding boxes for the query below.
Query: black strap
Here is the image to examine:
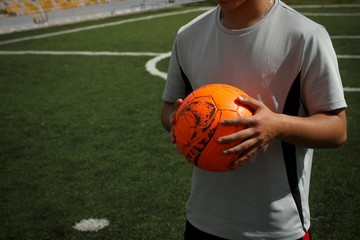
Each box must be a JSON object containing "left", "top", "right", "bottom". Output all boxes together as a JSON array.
[
  {"left": 281, "top": 72, "right": 306, "bottom": 230},
  {"left": 180, "top": 66, "right": 193, "bottom": 97}
]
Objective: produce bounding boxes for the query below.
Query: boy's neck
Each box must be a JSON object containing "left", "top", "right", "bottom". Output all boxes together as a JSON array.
[{"left": 220, "top": 0, "right": 274, "bottom": 30}]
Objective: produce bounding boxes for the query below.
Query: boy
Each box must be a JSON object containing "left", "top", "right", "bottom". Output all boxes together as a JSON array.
[{"left": 161, "top": 0, "right": 347, "bottom": 239}]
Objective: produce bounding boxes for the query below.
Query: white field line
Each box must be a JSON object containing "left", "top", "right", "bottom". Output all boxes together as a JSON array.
[
  {"left": 293, "top": 3, "right": 360, "bottom": 16},
  {"left": 337, "top": 55, "right": 360, "bottom": 59},
  {"left": 0, "top": 50, "right": 358, "bottom": 60},
  {"left": 302, "top": 12, "right": 360, "bottom": 16},
  {"left": 145, "top": 51, "right": 171, "bottom": 79},
  {"left": 0, "top": 7, "right": 211, "bottom": 46},
  {"left": 343, "top": 87, "right": 360, "bottom": 92},
  {"left": 331, "top": 35, "right": 360, "bottom": 39},
  {"left": 0, "top": 50, "right": 359, "bottom": 92},
  {"left": 0, "top": 50, "right": 160, "bottom": 57},
  {"left": 291, "top": 4, "right": 360, "bottom": 8}
]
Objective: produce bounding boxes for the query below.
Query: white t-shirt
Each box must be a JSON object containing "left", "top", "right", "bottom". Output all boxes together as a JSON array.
[{"left": 163, "top": 1, "right": 347, "bottom": 239}]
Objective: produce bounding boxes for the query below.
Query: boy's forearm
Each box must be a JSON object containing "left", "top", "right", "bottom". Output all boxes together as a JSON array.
[
  {"left": 161, "top": 102, "right": 176, "bottom": 132},
  {"left": 277, "top": 109, "right": 347, "bottom": 148}
]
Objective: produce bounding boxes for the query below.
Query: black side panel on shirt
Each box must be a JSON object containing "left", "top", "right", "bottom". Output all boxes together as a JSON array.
[
  {"left": 180, "top": 66, "right": 193, "bottom": 97},
  {"left": 281, "top": 72, "right": 306, "bottom": 230}
]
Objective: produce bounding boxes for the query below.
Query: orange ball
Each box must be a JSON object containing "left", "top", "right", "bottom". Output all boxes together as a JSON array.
[{"left": 173, "top": 84, "right": 253, "bottom": 172}]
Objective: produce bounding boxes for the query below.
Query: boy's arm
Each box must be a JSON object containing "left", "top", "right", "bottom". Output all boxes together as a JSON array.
[
  {"left": 161, "top": 99, "right": 183, "bottom": 142},
  {"left": 219, "top": 96, "right": 347, "bottom": 164},
  {"left": 161, "top": 102, "right": 176, "bottom": 133}
]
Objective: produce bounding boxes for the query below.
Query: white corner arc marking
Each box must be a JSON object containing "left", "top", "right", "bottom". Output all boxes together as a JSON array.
[{"left": 145, "top": 52, "right": 171, "bottom": 80}]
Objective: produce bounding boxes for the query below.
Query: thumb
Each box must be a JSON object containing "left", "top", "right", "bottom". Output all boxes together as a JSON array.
[{"left": 175, "top": 98, "right": 183, "bottom": 110}]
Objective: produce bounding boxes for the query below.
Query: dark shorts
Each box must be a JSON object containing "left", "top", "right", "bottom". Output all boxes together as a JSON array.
[{"left": 184, "top": 220, "right": 311, "bottom": 240}]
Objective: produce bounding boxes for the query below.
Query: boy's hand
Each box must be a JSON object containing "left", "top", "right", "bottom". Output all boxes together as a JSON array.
[
  {"left": 218, "top": 96, "right": 281, "bottom": 166},
  {"left": 169, "top": 99, "right": 183, "bottom": 144}
]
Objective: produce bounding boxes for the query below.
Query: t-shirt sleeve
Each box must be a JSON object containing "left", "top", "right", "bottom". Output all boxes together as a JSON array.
[
  {"left": 300, "top": 26, "right": 347, "bottom": 115},
  {"left": 162, "top": 38, "right": 187, "bottom": 103}
]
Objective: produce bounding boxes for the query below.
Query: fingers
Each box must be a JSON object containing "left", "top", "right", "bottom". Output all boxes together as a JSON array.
[
  {"left": 218, "top": 127, "right": 252, "bottom": 144},
  {"left": 220, "top": 116, "right": 252, "bottom": 126},
  {"left": 218, "top": 125, "right": 263, "bottom": 167},
  {"left": 170, "top": 127, "right": 176, "bottom": 144},
  {"left": 235, "top": 95, "right": 262, "bottom": 112},
  {"left": 227, "top": 139, "right": 262, "bottom": 168},
  {"left": 170, "top": 114, "right": 176, "bottom": 144},
  {"left": 170, "top": 98, "right": 183, "bottom": 144},
  {"left": 220, "top": 133, "right": 254, "bottom": 154},
  {"left": 217, "top": 97, "right": 274, "bottom": 168},
  {"left": 220, "top": 96, "right": 260, "bottom": 126},
  {"left": 231, "top": 148, "right": 256, "bottom": 169}
]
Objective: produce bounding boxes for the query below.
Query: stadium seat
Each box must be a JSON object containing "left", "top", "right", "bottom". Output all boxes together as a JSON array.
[
  {"left": 22, "top": 0, "right": 40, "bottom": 15},
  {"left": 4, "top": 0, "right": 24, "bottom": 16},
  {"left": 37, "top": 0, "right": 55, "bottom": 12},
  {"left": 1, "top": 0, "right": 119, "bottom": 16}
]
